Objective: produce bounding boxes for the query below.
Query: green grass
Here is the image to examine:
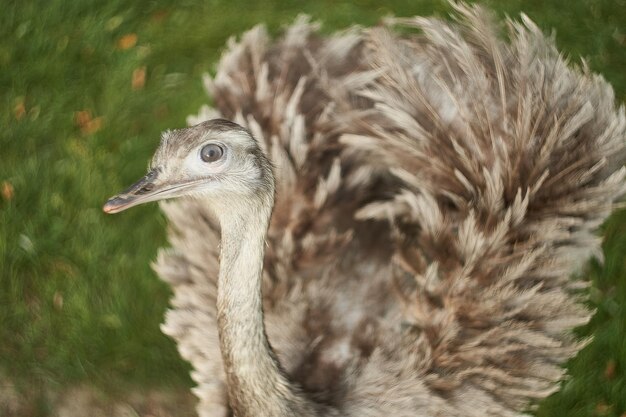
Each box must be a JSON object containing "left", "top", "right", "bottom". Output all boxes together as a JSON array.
[{"left": 1, "top": 0, "right": 624, "bottom": 415}]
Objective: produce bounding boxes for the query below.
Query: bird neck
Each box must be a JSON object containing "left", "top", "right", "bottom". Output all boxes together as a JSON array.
[{"left": 216, "top": 198, "right": 318, "bottom": 417}]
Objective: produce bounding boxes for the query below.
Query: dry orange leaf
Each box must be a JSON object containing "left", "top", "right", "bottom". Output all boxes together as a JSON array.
[
  {"left": 117, "top": 33, "right": 137, "bottom": 50},
  {"left": 83, "top": 117, "right": 103, "bottom": 135},
  {"left": 132, "top": 66, "right": 146, "bottom": 90},
  {"left": 2, "top": 181, "right": 14, "bottom": 201},
  {"left": 604, "top": 359, "right": 616, "bottom": 379},
  {"left": 74, "top": 110, "right": 92, "bottom": 127},
  {"left": 74, "top": 110, "right": 104, "bottom": 135},
  {"left": 14, "top": 101, "right": 26, "bottom": 120},
  {"left": 595, "top": 402, "right": 611, "bottom": 415}
]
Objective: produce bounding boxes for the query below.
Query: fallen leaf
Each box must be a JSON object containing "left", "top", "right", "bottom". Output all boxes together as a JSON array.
[
  {"left": 132, "top": 66, "right": 146, "bottom": 90},
  {"left": 49, "top": 258, "right": 78, "bottom": 278},
  {"left": 74, "top": 110, "right": 104, "bottom": 135},
  {"left": 53, "top": 291, "right": 64, "bottom": 310},
  {"left": 14, "top": 101, "right": 26, "bottom": 120},
  {"left": 29, "top": 105, "right": 40, "bottom": 121},
  {"left": 613, "top": 28, "right": 625, "bottom": 46},
  {"left": 74, "top": 110, "right": 92, "bottom": 128},
  {"left": 2, "top": 181, "right": 14, "bottom": 201},
  {"left": 117, "top": 33, "right": 137, "bottom": 50},
  {"left": 137, "top": 44, "right": 151, "bottom": 59},
  {"left": 604, "top": 359, "right": 616, "bottom": 379},
  {"left": 155, "top": 104, "right": 169, "bottom": 119},
  {"left": 18, "top": 234, "right": 35, "bottom": 254},
  {"left": 106, "top": 15, "right": 123, "bottom": 32},
  {"left": 595, "top": 402, "right": 611, "bottom": 415},
  {"left": 84, "top": 117, "right": 103, "bottom": 135},
  {"left": 151, "top": 10, "right": 169, "bottom": 23},
  {"left": 102, "top": 314, "right": 122, "bottom": 329}
]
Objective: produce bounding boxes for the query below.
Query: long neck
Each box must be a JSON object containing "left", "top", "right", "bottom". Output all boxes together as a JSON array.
[{"left": 216, "top": 199, "right": 319, "bottom": 417}]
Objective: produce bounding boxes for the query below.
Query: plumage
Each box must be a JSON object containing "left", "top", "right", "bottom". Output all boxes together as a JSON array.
[{"left": 105, "top": 4, "right": 626, "bottom": 417}]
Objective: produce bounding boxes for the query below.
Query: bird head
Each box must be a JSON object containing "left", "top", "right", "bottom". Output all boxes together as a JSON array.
[{"left": 103, "top": 119, "right": 274, "bottom": 215}]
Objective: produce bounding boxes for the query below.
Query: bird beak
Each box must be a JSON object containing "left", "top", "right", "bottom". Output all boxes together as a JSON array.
[{"left": 103, "top": 169, "right": 161, "bottom": 214}]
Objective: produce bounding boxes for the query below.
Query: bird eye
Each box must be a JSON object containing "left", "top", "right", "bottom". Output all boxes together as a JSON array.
[{"left": 200, "top": 144, "right": 224, "bottom": 163}]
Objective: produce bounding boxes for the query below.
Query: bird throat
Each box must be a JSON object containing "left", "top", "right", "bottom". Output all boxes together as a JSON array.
[{"left": 215, "top": 204, "right": 313, "bottom": 416}]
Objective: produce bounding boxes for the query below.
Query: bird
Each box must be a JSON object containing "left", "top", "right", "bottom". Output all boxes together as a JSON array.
[{"left": 104, "top": 3, "right": 626, "bottom": 417}]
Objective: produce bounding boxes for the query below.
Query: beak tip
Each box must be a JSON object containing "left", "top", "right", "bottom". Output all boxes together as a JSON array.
[
  {"left": 103, "top": 197, "right": 125, "bottom": 214},
  {"left": 102, "top": 203, "right": 115, "bottom": 214}
]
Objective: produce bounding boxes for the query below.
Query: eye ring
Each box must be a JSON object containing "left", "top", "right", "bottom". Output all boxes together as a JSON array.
[{"left": 200, "top": 143, "right": 224, "bottom": 163}]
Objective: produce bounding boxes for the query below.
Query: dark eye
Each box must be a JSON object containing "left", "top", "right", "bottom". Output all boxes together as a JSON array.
[{"left": 200, "top": 144, "right": 224, "bottom": 163}]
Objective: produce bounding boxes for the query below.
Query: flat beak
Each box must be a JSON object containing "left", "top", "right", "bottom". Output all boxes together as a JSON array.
[{"left": 103, "top": 169, "right": 160, "bottom": 214}]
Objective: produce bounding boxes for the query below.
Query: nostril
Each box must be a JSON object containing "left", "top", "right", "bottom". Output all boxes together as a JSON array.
[{"left": 138, "top": 183, "right": 155, "bottom": 194}]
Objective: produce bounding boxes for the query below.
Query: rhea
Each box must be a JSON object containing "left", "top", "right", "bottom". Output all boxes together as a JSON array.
[{"left": 104, "top": 4, "right": 626, "bottom": 417}]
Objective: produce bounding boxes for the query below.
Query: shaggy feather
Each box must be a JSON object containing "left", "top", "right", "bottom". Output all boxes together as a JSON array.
[{"left": 153, "top": 4, "right": 625, "bottom": 416}]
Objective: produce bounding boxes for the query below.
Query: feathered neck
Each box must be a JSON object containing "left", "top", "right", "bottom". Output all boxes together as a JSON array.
[{"left": 215, "top": 196, "right": 321, "bottom": 417}]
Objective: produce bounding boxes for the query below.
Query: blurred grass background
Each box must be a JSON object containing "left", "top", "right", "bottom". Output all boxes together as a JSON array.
[{"left": 1, "top": 0, "right": 625, "bottom": 416}]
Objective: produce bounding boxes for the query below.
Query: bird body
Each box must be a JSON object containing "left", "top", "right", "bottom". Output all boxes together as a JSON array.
[{"left": 105, "top": 4, "right": 626, "bottom": 417}]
